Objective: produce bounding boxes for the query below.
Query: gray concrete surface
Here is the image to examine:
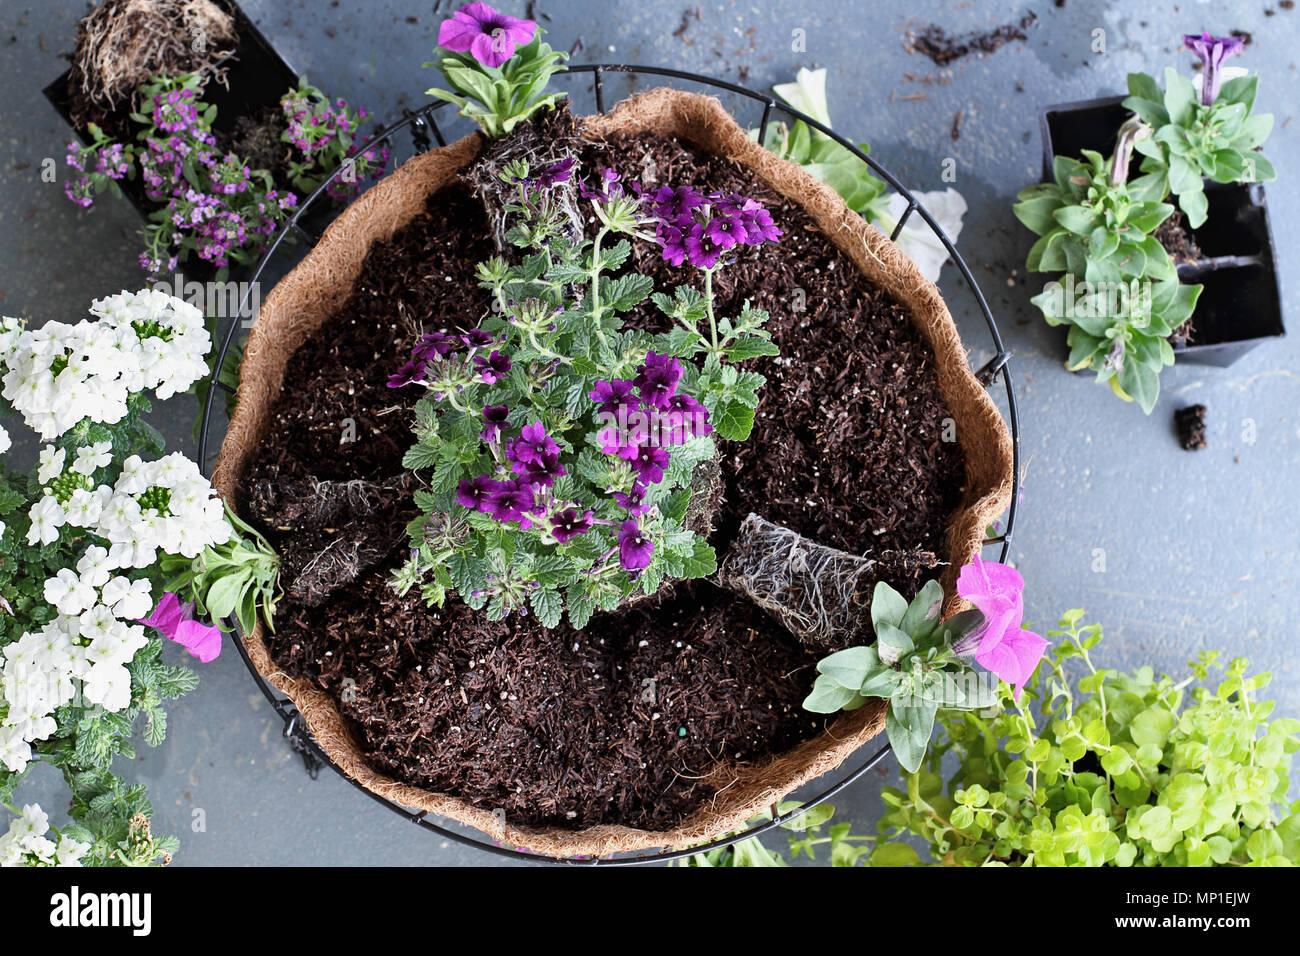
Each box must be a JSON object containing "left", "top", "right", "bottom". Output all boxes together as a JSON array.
[{"left": 0, "top": 0, "right": 1296, "bottom": 865}]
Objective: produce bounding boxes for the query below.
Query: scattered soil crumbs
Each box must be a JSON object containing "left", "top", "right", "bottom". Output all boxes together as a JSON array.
[
  {"left": 1175, "top": 405, "right": 1208, "bottom": 451},
  {"left": 1155, "top": 208, "right": 1202, "bottom": 266},
  {"left": 243, "top": 124, "right": 967, "bottom": 830},
  {"left": 908, "top": 12, "right": 1038, "bottom": 66}
]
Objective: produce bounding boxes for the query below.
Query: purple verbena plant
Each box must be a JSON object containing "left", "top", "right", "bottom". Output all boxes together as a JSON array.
[{"left": 389, "top": 156, "right": 782, "bottom": 628}]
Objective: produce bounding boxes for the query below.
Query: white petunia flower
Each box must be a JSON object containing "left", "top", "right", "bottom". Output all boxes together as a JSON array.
[
  {"left": 0, "top": 423, "right": 9, "bottom": 455},
  {"left": 879, "top": 188, "right": 969, "bottom": 283}
]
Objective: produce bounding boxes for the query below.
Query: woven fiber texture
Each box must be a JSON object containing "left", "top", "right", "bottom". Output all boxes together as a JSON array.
[{"left": 213, "top": 89, "right": 1012, "bottom": 858}]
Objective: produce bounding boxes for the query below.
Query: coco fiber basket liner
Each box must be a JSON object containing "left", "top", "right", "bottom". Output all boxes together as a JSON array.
[{"left": 213, "top": 88, "right": 1014, "bottom": 857}]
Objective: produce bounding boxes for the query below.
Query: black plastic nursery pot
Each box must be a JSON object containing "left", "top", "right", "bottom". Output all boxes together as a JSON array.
[
  {"left": 43, "top": 0, "right": 302, "bottom": 239},
  {"left": 1038, "top": 96, "right": 1286, "bottom": 368}
]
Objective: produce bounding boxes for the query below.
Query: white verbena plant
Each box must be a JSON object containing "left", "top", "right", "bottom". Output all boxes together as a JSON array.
[{"left": 0, "top": 289, "right": 278, "bottom": 867}]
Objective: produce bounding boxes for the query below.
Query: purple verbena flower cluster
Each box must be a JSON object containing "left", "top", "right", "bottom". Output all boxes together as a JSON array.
[
  {"left": 589, "top": 351, "right": 712, "bottom": 571},
  {"left": 643, "top": 185, "right": 782, "bottom": 269}
]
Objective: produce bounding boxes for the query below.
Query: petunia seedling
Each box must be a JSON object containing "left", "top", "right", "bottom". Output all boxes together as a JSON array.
[
  {"left": 1122, "top": 34, "right": 1275, "bottom": 228},
  {"left": 803, "top": 562, "right": 1048, "bottom": 774},
  {"left": 425, "top": 2, "right": 569, "bottom": 138}
]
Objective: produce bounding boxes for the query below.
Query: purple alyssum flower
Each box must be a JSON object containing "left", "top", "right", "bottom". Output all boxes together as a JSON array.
[
  {"left": 456, "top": 475, "right": 503, "bottom": 512},
  {"left": 1184, "top": 32, "right": 1247, "bottom": 106},
  {"left": 415, "top": 331, "right": 459, "bottom": 359},
  {"left": 438, "top": 2, "right": 537, "bottom": 68},
  {"left": 632, "top": 351, "right": 683, "bottom": 409},
  {"left": 537, "top": 157, "right": 576, "bottom": 188},
  {"left": 487, "top": 479, "right": 537, "bottom": 527},
  {"left": 618, "top": 520, "right": 654, "bottom": 571},
  {"left": 514, "top": 450, "right": 566, "bottom": 488}
]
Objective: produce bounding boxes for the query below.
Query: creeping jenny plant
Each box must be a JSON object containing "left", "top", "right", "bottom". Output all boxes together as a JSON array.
[{"left": 876, "top": 612, "right": 1300, "bottom": 866}]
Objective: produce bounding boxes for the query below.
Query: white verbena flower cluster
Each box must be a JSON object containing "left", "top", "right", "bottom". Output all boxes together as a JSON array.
[
  {"left": 1, "top": 451, "right": 230, "bottom": 773},
  {"left": 0, "top": 804, "right": 88, "bottom": 867},
  {"left": 0, "top": 289, "right": 209, "bottom": 440}
]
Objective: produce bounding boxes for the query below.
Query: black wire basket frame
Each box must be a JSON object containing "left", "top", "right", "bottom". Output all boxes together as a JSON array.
[{"left": 196, "top": 63, "right": 1022, "bottom": 866}]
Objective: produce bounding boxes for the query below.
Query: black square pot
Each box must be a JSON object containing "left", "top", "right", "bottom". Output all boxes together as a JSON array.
[
  {"left": 1038, "top": 96, "right": 1285, "bottom": 367},
  {"left": 41, "top": 1, "right": 326, "bottom": 279}
]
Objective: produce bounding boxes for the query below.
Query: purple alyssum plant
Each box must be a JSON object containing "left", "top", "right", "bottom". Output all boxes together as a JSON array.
[
  {"left": 389, "top": 155, "right": 782, "bottom": 627},
  {"left": 62, "top": 74, "right": 382, "bottom": 277}
]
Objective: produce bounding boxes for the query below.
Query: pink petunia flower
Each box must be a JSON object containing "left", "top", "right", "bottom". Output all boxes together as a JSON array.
[
  {"left": 140, "top": 591, "right": 223, "bottom": 663},
  {"left": 955, "top": 556, "right": 1048, "bottom": 698},
  {"left": 438, "top": 3, "right": 537, "bottom": 68}
]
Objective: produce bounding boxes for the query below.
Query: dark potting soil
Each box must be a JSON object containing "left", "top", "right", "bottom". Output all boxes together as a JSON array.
[
  {"left": 908, "top": 12, "right": 1039, "bottom": 66},
  {"left": 279, "top": 577, "right": 825, "bottom": 830},
  {"left": 581, "top": 133, "right": 966, "bottom": 562},
  {"left": 1155, "top": 209, "right": 1202, "bottom": 266},
  {"left": 1175, "top": 404, "right": 1208, "bottom": 451},
  {"left": 242, "top": 128, "right": 966, "bottom": 830}
]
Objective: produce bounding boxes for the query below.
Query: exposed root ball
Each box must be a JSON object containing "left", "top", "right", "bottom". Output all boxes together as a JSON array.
[
  {"left": 464, "top": 103, "right": 585, "bottom": 251},
  {"left": 251, "top": 473, "right": 415, "bottom": 607},
  {"left": 68, "top": 0, "right": 237, "bottom": 125},
  {"left": 719, "top": 513, "right": 941, "bottom": 652}
]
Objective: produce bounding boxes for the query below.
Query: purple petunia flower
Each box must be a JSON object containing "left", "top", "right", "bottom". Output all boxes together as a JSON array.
[
  {"left": 1184, "top": 32, "right": 1247, "bottom": 106},
  {"left": 618, "top": 520, "right": 654, "bottom": 571},
  {"left": 481, "top": 404, "right": 510, "bottom": 442},
  {"left": 462, "top": 328, "right": 495, "bottom": 348},
  {"left": 633, "top": 352, "right": 683, "bottom": 409},
  {"left": 487, "top": 479, "right": 536, "bottom": 526},
  {"left": 508, "top": 421, "right": 560, "bottom": 467},
  {"left": 551, "top": 508, "right": 594, "bottom": 544},
  {"left": 473, "top": 349, "right": 512, "bottom": 383},
  {"left": 437, "top": 2, "right": 537, "bottom": 68},
  {"left": 456, "top": 475, "right": 503, "bottom": 512}
]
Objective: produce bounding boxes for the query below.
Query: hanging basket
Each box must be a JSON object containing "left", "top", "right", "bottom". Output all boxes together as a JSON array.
[{"left": 211, "top": 87, "right": 1013, "bottom": 858}]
